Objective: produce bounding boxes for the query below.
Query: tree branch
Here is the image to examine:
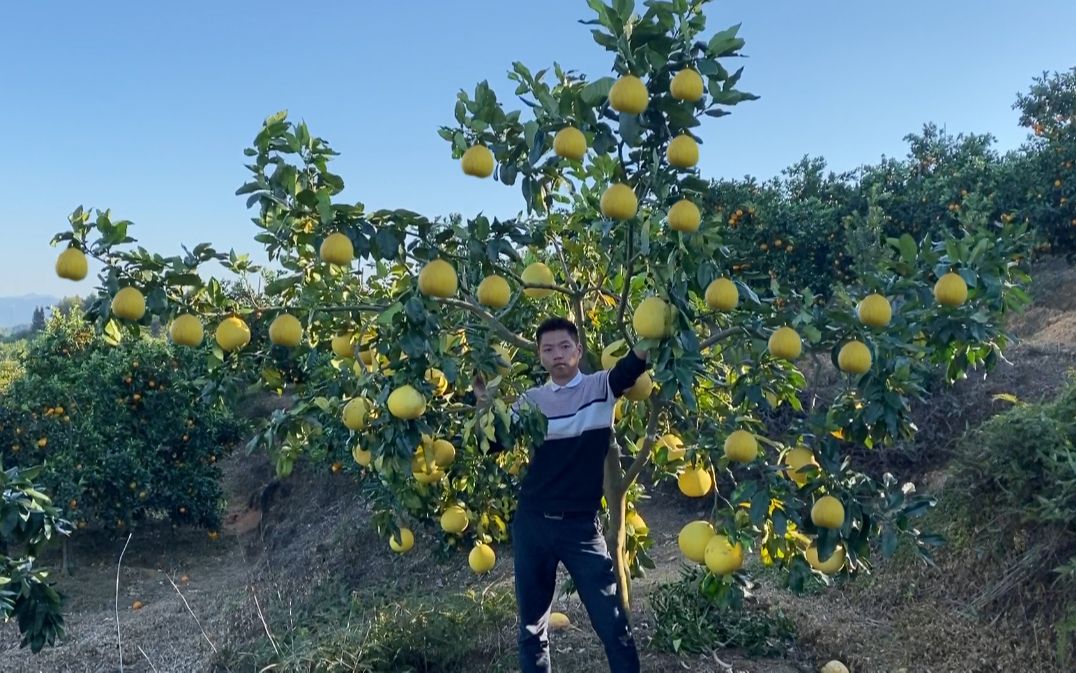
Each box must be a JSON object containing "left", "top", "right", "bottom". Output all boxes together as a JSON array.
[
  {"left": 616, "top": 219, "right": 635, "bottom": 344},
  {"left": 436, "top": 297, "right": 536, "bottom": 352},
  {"left": 624, "top": 400, "right": 663, "bottom": 487},
  {"left": 700, "top": 326, "right": 742, "bottom": 351}
]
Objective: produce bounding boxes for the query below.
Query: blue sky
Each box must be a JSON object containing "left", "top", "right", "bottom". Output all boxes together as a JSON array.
[{"left": 2, "top": 1, "right": 1073, "bottom": 299}]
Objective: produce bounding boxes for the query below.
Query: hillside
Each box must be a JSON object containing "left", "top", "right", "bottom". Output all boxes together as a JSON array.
[
  {"left": 0, "top": 295, "right": 59, "bottom": 330},
  {"left": 1, "top": 257, "right": 1073, "bottom": 673}
]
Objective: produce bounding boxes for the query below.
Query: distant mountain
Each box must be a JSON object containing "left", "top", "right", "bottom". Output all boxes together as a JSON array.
[{"left": 0, "top": 295, "right": 61, "bottom": 329}]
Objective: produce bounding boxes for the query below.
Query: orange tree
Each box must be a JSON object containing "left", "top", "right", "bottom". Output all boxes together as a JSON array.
[
  {"left": 0, "top": 308, "right": 247, "bottom": 535},
  {"left": 48, "top": 0, "right": 1029, "bottom": 610}
]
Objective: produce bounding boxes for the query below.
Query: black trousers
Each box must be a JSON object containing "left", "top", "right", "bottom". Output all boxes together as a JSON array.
[{"left": 511, "top": 509, "right": 640, "bottom": 673}]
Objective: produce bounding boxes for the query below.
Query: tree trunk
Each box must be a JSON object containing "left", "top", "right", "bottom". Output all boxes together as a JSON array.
[{"left": 603, "top": 442, "right": 630, "bottom": 612}]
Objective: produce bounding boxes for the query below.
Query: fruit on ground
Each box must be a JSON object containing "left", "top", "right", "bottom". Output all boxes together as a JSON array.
[
  {"left": 667, "top": 134, "right": 699, "bottom": 168},
  {"left": 856, "top": 293, "right": 892, "bottom": 327},
  {"left": 461, "top": 145, "right": 495, "bottom": 177},
  {"left": 705, "top": 278, "right": 738, "bottom": 311},
  {"left": 704, "top": 535, "right": 744, "bottom": 575},
  {"left": 215, "top": 316, "right": 251, "bottom": 352},
  {"left": 601, "top": 183, "right": 639, "bottom": 220},
  {"left": 56, "top": 248, "right": 88, "bottom": 280},
  {"left": 477, "top": 274, "right": 511, "bottom": 308},
  {"left": 469, "top": 543, "right": 496, "bottom": 574},
  {"left": 387, "top": 385, "right": 426, "bottom": 420},
  {"left": 838, "top": 340, "right": 872, "bottom": 374},
  {"left": 668, "top": 199, "right": 701, "bottom": 232},
  {"left": 723, "top": 430, "right": 758, "bottom": 463},
  {"left": 169, "top": 314, "right": 204, "bottom": 347},
  {"left": 678, "top": 520, "right": 716, "bottom": 563},
  {"left": 678, "top": 465, "right": 713, "bottom": 497},
  {"left": 521, "top": 262, "right": 555, "bottom": 298},
  {"left": 111, "top": 287, "right": 146, "bottom": 321},
  {"left": 553, "top": 126, "right": 587, "bottom": 160},
  {"left": 768, "top": 326, "right": 802, "bottom": 359},
  {"left": 342, "top": 397, "right": 371, "bottom": 431},
  {"left": 934, "top": 271, "right": 969, "bottom": 306},
  {"left": 418, "top": 259, "right": 458, "bottom": 298},
  {"left": 269, "top": 313, "right": 302, "bottom": 347},
  {"left": 389, "top": 528, "right": 414, "bottom": 553},
  {"left": 669, "top": 68, "right": 704, "bottom": 101},
  {"left": 811, "top": 495, "right": 845, "bottom": 529},
  {"left": 608, "top": 74, "right": 648, "bottom": 113},
  {"left": 319, "top": 232, "right": 354, "bottom": 265},
  {"left": 633, "top": 296, "right": 670, "bottom": 339}
]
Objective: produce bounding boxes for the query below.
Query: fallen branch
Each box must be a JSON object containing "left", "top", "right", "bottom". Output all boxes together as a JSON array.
[
  {"left": 166, "top": 573, "right": 218, "bottom": 654},
  {"left": 115, "top": 532, "right": 133, "bottom": 673},
  {"left": 251, "top": 585, "right": 281, "bottom": 658}
]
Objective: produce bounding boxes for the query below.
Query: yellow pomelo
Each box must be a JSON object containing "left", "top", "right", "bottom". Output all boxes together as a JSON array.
[
  {"left": 659, "top": 433, "right": 685, "bottom": 461},
  {"left": 215, "top": 316, "right": 251, "bottom": 353},
  {"left": 669, "top": 68, "right": 705, "bottom": 101},
  {"left": 55, "top": 248, "right": 88, "bottom": 281},
  {"left": 806, "top": 543, "right": 846, "bottom": 574},
  {"left": 319, "top": 232, "right": 354, "bottom": 265},
  {"left": 521, "top": 262, "right": 555, "bottom": 298},
  {"left": 549, "top": 612, "right": 571, "bottom": 631},
  {"left": 705, "top": 277, "right": 738, "bottom": 311},
  {"left": 600, "top": 183, "right": 638, "bottom": 221},
  {"left": 678, "top": 465, "right": 713, "bottom": 497},
  {"left": 768, "top": 326, "right": 801, "bottom": 360},
  {"left": 169, "top": 314, "right": 204, "bottom": 347},
  {"left": 389, "top": 528, "right": 414, "bottom": 553},
  {"left": 811, "top": 495, "right": 845, "bottom": 529},
  {"left": 667, "top": 134, "right": 699, "bottom": 168},
  {"left": 633, "top": 296, "right": 670, "bottom": 339},
  {"left": 418, "top": 259, "right": 458, "bottom": 298},
  {"left": 553, "top": 126, "right": 587, "bottom": 160},
  {"left": 668, "top": 199, "right": 701, "bottom": 232},
  {"left": 352, "top": 444, "right": 372, "bottom": 467},
  {"left": 425, "top": 367, "right": 449, "bottom": 396},
  {"left": 432, "top": 439, "right": 456, "bottom": 467},
  {"left": 111, "top": 287, "right": 146, "bottom": 321},
  {"left": 678, "top": 520, "right": 716, "bottom": 563},
  {"left": 704, "top": 535, "right": 744, "bottom": 575},
  {"left": 469, "top": 543, "right": 496, "bottom": 574},
  {"left": 723, "top": 430, "right": 758, "bottom": 463},
  {"left": 440, "top": 506, "right": 469, "bottom": 534},
  {"left": 624, "top": 372, "right": 653, "bottom": 401},
  {"left": 477, "top": 274, "right": 511, "bottom": 308},
  {"left": 387, "top": 385, "right": 426, "bottom": 420},
  {"left": 782, "top": 447, "right": 818, "bottom": 486},
  {"left": 331, "top": 332, "right": 355, "bottom": 358},
  {"left": 342, "top": 397, "right": 371, "bottom": 431},
  {"left": 608, "top": 74, "right": 648, "bottom": 113},
  {"left": 856, "top": 293, "right": 892, "bottom": 327},
  {"left": 838, "top": 340, "right": 872, "bottom": 374},
  {"left": 269, "top": 313, "right": 302, "bottom": 347},
  {"left": 934, "top": 272, "right": 968, "bottom": 306},
  {"left": 461, "top": 144, "right": 494, "bottom": 178},
  {"left": 626, "top": 510, "right": 648, "bottom": 535},
  {"left": 601, "top": 339, "right": 628, "bottom": 370}
]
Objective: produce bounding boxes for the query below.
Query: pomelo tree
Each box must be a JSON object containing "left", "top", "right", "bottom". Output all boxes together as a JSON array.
[{"left": 46, "top": 0, "right": 1028, "bottom": 610}]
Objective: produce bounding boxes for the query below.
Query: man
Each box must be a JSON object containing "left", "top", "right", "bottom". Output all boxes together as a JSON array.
[{"left": 474, "top": 316, "right": 649, "bottom": 673}]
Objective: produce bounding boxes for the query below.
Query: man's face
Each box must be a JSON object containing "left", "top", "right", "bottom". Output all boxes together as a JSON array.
[{"left": 538, "top": 329, "right": 582, "bottom": 379}]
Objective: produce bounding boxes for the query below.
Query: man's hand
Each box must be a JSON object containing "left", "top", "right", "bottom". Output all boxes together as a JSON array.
[{"left": 633, "top": 338, "right": 658, "bottom": 361}]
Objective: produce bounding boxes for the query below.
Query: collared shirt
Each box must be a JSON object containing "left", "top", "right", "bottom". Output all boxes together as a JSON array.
[{"left": 547, "top": 370, "right": 584, "bottom": 391}]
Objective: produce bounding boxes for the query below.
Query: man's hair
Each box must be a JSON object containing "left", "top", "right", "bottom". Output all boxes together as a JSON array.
[{"left": 536, "top": 317, "right": 579, "bottom": 345}]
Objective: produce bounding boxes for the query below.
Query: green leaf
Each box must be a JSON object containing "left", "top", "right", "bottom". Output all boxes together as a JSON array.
[
  {"left": 899, "top": 233, "right": 918, "bottom": 263},
  {"left": 581, "top": 77, "right": 616, "bottom": 106}
]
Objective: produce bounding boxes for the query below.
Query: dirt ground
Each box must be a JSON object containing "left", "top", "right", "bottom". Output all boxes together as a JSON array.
[{"left": 2, "top": 256, "right": 1073, "bottom": 673}]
